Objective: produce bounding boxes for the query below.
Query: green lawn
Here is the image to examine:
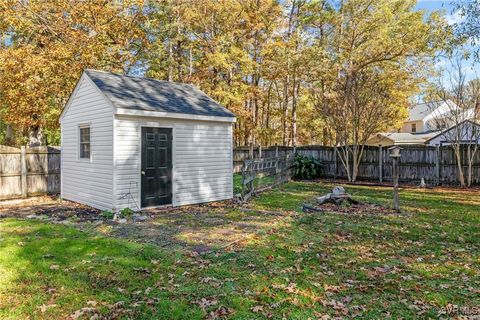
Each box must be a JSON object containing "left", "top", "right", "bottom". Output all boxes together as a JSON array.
[{"left": 1, "top": 182, "right": 479, "bottom": 319}]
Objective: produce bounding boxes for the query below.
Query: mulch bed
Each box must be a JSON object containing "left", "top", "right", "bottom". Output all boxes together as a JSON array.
[
  {"left": 319, "top": 202, "right": 402, "bottom": 216},
  {"left": 0, "top": 196, "right": 102, "bottom": 222},
  {"left": 303, "top": 201, "right": 404, "bottom": 216}
]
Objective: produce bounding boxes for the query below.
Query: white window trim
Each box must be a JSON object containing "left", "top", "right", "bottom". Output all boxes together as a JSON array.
[{"left": 78, "top": 123, "right": 92, "bottom": 162}]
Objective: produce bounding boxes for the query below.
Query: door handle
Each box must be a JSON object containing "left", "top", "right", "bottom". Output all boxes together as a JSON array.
[{"left": 141, "top": 171, "right": 145, "bottom": 176}]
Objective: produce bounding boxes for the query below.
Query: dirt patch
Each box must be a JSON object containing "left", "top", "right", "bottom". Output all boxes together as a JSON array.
[
  {"left": 104, "top": 204, "right": 288, "bottom": 251},
  {"left": 0, "top": 198, "right": 289, "bottom": 252},
  {"left": 316, "top": 202, "right": 403, "bottom": 216},
  {"left": 0, "top": 196, "right": 102, "bottom": 221}
]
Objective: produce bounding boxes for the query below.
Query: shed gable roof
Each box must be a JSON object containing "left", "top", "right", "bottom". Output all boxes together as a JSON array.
[
  {"left": 85, "top": 69, "right": 235, "bottom": 118},
  {"left": 375, "top": 131, "right": 440, "bottom": 144}
]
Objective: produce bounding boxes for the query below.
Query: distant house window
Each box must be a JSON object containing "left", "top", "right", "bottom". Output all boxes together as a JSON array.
[
  {"left": 79, "top": 126, "right": 91, "bottom": 159},
  {"left": 411, "top": 123, "right": 417, "bottom": 133}
]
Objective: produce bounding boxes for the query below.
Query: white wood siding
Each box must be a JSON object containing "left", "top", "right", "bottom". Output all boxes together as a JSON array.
[
  {"left": 114, "top": 115, "right": 233, "bottom": 210},
  {"left": 427, "top": 121, "right": 480, "bottom": 146},
  {"left": 60, "top": 76, "right": 114, "bottom": 210}
]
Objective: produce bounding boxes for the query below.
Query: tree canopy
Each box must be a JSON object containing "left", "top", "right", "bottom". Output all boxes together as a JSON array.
[{"left": 0, "top": 0, "right": 450, "bottom": 147}]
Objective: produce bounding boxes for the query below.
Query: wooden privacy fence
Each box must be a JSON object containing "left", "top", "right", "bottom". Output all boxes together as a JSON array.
[
  {"left": 241, "top": 147, "right": 294, "bottom": 201},
  {"left": 233, "top": 146, "right": 295, "bottom": 173},
  {"left": 234, "top": 145, "right": 480, "bottom": 186},
  {"left": 0, "top": 145, "right": 61, "bottom": 200}
]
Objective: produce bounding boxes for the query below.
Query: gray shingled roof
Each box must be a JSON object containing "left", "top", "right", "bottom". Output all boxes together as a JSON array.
[
  {"left": 85, "top": 69, "right": 235, "bottom": 118},
  {"left": 379, "top": 131, "right": 440, "bottom": 143},
  {"left": 408, "top": 101, "right": 442, "bottom": 121}
]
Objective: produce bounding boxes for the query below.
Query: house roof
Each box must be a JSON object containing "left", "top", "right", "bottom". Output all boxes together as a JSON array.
[
  {"left": 376, "top": 131, "right": 440, "bottom": 145},
  {"left": 424, "top": 119, "right": 480, "bottom": 143},
  {"left": 408, "top": 101, "right": 442, "bottom": 122},
  {"left": 85, "top": 69, "right": 235, "bottom": 118}
]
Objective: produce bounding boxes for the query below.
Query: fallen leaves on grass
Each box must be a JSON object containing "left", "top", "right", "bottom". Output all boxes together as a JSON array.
[
  {"left": 196, "top": 297, "right": 218, "bottom": 310},
  {"left": 39, "top": 304, "right": 56, "bottom": 313},
  {"left": 251, "top": 305, "right": 263, "bottom": 312},
  {"left": 207, "top": 306, "right": 234, "bottom": 319},
  {"left": 69, "top": 307, "right": 96, "bottom": 319}
]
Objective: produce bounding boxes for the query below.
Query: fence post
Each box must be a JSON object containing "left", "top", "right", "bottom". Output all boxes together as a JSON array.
[
  {"left": 21, "top": 146, "right": 27, "bottom": 198},
  {"left": 379, "top": 145, "right": 383, "bottom": 183},
  {"left": 333, "top": 146, "right": 338, "bottom": 179},
  {"left": 258, "top": 144, "right": 262, "bottom": 159},
  {"left": 275, "top": 144, "right": 280, "bottom": 184},
  {"left": 435, "top": 144, "right": 440, "bottom": 186},
  {"left": 249, "top": 143, "right": 254, "bottom": 159}
]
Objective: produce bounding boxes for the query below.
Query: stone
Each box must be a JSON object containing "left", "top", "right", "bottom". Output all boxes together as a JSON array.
[
  {"left": 332, "top": 186, "right": 346, "bottom": 195},
  {"left": 316, "top": 186, "right": 360, "bottom": 205},
  {"left": 118, "top": 218, "right": 127, "bottom": 224},
  {"left": 133, "top": 215, "right": 149, "bottom": 223},
  {"left": 420, "top": 178, "right": 426, "bottom": 188},
  {"left": 316, "top": 194, "right": 332, "bottom": 203}
]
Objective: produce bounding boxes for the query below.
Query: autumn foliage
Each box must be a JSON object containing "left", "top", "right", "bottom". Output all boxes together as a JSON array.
[{"left": 0, "top": 0, "right": 449, "bottom": 146}]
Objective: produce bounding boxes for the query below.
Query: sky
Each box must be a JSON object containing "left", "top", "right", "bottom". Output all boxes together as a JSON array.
[{"left": 415, "top": 0, "right": 478, "bottom": 85}]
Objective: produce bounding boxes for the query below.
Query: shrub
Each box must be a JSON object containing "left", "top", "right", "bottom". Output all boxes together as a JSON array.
[
  {"left": 293, "top": 153, "right": 322, "bottom": 180},
  {"left": 101, "top": 210, "right": 114, "bottom": 219},
  {"left": 120, "top": 207, "right": 134, "bottom": 219}
]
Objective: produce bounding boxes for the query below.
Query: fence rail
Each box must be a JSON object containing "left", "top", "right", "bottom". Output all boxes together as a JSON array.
[
  {"left": 234, "top": 145, "right": 480, "bottom": 186},
  {"left": 0, "top": 145, "right": 61, "bottom": 200},
  {"left": 240, "top": 148, "right": 294, "bottom": 201},
  {"left": 1, "top": 144, "right": 477, "bottom": 201}
]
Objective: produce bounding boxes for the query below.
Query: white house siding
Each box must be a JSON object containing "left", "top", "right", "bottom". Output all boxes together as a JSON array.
[
  {"left": 114, "top": 115, "right": 233, "bottom": 210},
  {"left": 60, "top": 76, "right": 114, "bottom": 210},
  {"left": 427, "top": 121, "right": 480, "bottom": 146}
]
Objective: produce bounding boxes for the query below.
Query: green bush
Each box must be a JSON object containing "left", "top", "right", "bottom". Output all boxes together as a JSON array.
[
  {"left": 100, "top": 210, "right": 114, "bottom": 219},
  {"left": 293, "top": 153, "right": 322, "bottom": 180},
  {"left": 120, "top": 207, "right": 134, "bottom": 219}
]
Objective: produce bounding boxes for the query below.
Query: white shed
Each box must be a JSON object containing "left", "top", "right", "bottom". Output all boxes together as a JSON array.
[{"left": 60, "top": 69, "right": 236, "bottom": 211}]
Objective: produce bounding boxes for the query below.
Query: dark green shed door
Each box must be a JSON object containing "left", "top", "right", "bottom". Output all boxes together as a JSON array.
[{"left": 141, "top": 127, "right": 172, "bottom": 207}]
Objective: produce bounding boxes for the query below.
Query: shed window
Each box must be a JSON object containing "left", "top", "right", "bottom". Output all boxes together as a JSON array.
[
  {"left": 79, "top": 126, "right": 91, "bottom": 159},
  {"left": 411, "top": 123, "right": 417, "bottom": 133}
]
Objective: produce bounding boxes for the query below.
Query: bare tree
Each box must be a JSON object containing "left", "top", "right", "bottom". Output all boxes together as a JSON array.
[{"left": 429, "top": 56, "right": 480, "bottom": 187}]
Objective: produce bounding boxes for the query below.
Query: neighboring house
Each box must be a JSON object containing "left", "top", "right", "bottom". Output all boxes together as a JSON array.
[
  {"left": 60, "top": 69, "right": 236, "bottom": 211},
  {"left": 425, "top": 119, "right": 480, "bottom": 146},
  {"left": 399, "top": 100, "right": 463, "bottom": 133},
  {"left": 367, "top": 100, "right": 471, "bottom": 146}
]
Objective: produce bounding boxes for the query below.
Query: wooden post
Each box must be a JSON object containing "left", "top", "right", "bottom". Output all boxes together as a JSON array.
[
  {"left": 435, "top": 145, "right": 440, "bottom": 186},
  {"left": 333, "top": 146, "right": 338, "bottom": 179},
  {"left": 21, "top": 146, "right": 27, "bottom": 198},
  {"left": 275, "top": 144, "right": 280, "bottom": 184},
  {"left": 392, "top": 157, "right": 399, "bottom": 211},
  {"left": 378, "top": 145, "right": 383, "bottom": 183},
  {"left": 258, "top": 144, "right": 262, "bottom": 159},
  {"left": 241, "top": 160, "right": 246, "bottom": 197}
]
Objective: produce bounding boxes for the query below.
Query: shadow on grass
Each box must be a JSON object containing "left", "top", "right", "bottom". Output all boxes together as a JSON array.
[
  {"left": 0, "top": 220, "right": 201, "bottom": 319},
  {"left": 1, "top": 181, "right": 479, "bottom": 319}
]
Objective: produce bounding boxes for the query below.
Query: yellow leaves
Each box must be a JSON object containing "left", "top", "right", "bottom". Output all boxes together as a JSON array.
[{"left": 0, "top": 0, "right": 150, "bottom": 133}]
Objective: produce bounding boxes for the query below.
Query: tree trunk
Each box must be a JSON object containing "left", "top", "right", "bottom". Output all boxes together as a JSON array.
[
  {"left": 291, "top": 82, "right": 299, "bottom": 147},
  {"left": 28, "top": 126, "right": 43, "bottom": 147},
  {"left": 454, "top": 146, "right": 465, "bottom": 187},
  {"left": 282, "top": 75, "right": 289, "bottom": 146}
]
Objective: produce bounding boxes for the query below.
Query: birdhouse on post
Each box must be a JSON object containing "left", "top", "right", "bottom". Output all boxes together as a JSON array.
[
  {"left": 388, "top": 146, "right": 402, "bottom": 211},
  {"left": 388, "top": 146, "right": 402, "bottom": 158}
]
